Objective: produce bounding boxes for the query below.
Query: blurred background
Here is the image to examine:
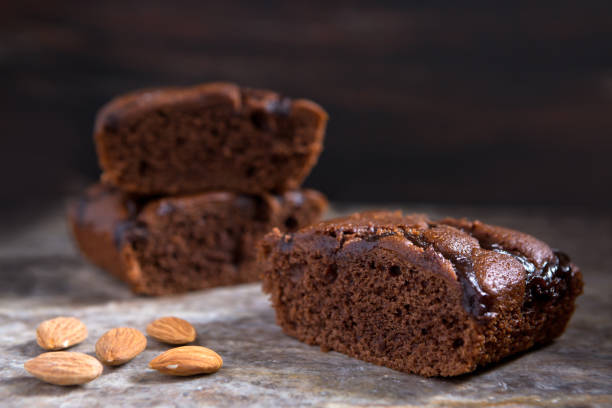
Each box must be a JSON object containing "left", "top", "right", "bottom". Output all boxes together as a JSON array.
[{"left": 2, "top": 1, "right": 611, "bottom": 220}]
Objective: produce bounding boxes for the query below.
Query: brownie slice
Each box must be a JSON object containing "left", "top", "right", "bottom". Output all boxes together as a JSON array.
[
  {"left": 94, "top": 82, "right": 328, "bottom": 195},
  {"left": 68, "top": 184, "right": 327, "bottom": 295},
  {"left": 259, "top": 211, "right": 583, "bottom": 377}
]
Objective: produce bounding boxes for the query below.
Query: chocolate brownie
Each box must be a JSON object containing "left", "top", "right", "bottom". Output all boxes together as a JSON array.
[
  {"left": 69, "top": 184, "right": 327, "bottom": 295},
  {"left": 94, "top": 82, "right": 328, "bottom": 195},
  {"left": 259, "top": 211, "right": 583, "bottom": 377}
]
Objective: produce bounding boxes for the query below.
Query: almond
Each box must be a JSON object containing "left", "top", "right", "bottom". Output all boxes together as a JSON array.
[
  {"left": 146, "top": 317, "right": 196, "bottom": 345},
  {"left": 36, "top": 317, "right": 88, "bottom": 350},
  {"left": 24, "top": 351, "right": 103, "bottom": 385},
  {"left": 149, "top": 346, "right": 223, "bottom": 376},
  {"left": 95, "top": 327, "right": 147, "bottom": 366}
]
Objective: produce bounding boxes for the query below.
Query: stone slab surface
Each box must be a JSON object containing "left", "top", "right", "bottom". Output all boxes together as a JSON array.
[{"left": 0, "top": 205, "right": 611, "bottom": 407}]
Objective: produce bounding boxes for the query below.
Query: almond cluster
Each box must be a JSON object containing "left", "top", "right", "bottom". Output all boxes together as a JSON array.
[{"left": 24, "top": 316, "right": 222, "bottom": 386}]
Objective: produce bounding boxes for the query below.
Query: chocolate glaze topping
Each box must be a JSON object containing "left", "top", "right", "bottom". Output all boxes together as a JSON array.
[
  {"left": 399, "top": 228, "right": 494, "bottom": 320},
  {"left": 435, "top": 220, "right": 578, "bottom": 312},
  {"left": 485, "top": 244, "right": 574, "bottom": 307}
]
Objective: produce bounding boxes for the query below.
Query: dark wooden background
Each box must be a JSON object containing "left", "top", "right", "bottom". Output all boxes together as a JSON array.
[{"left": 2, "top": 1, "right": 611, "bottom": 216}]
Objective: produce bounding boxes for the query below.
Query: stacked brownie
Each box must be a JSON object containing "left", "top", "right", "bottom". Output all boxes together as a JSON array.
[{"left": 69, "top": 82, "right": 329, "bottom": 295}]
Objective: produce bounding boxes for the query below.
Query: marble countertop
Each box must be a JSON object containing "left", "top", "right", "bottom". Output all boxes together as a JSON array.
[{"left": 1, "top": 205, "right": 611, "bottom": 407}]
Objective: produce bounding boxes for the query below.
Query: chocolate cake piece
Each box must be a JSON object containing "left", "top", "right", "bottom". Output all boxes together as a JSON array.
[
  {"left": 94, "top": 82, "right": 328, "bottom": 195},
  {"left": 260, "top": 211, "right": 583, "bottom": 377},
  {"left": 68, "top": 184, "right": 327, "bottom": 295}
]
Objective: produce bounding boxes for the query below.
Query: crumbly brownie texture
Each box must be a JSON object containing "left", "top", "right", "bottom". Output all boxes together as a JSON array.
[
  {"left": 69, "top": 184, "right": 327, "bottom": 295},
  {"left": 260, "top": 211, "right": 583, "bottom": 377},
  {"left": 94, "top": 82, "right": 328, "bottom": 195}
]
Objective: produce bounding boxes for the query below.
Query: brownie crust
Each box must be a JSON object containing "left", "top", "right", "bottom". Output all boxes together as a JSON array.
[
  {"left": 69, "top": 184, "right": 327, "bottom": 295},
  {"left": 94, "top": 82, "right": 328, "bottom": 195},
  {"left": 259, "top": 211, "right": 583, "bottom": 377}
]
